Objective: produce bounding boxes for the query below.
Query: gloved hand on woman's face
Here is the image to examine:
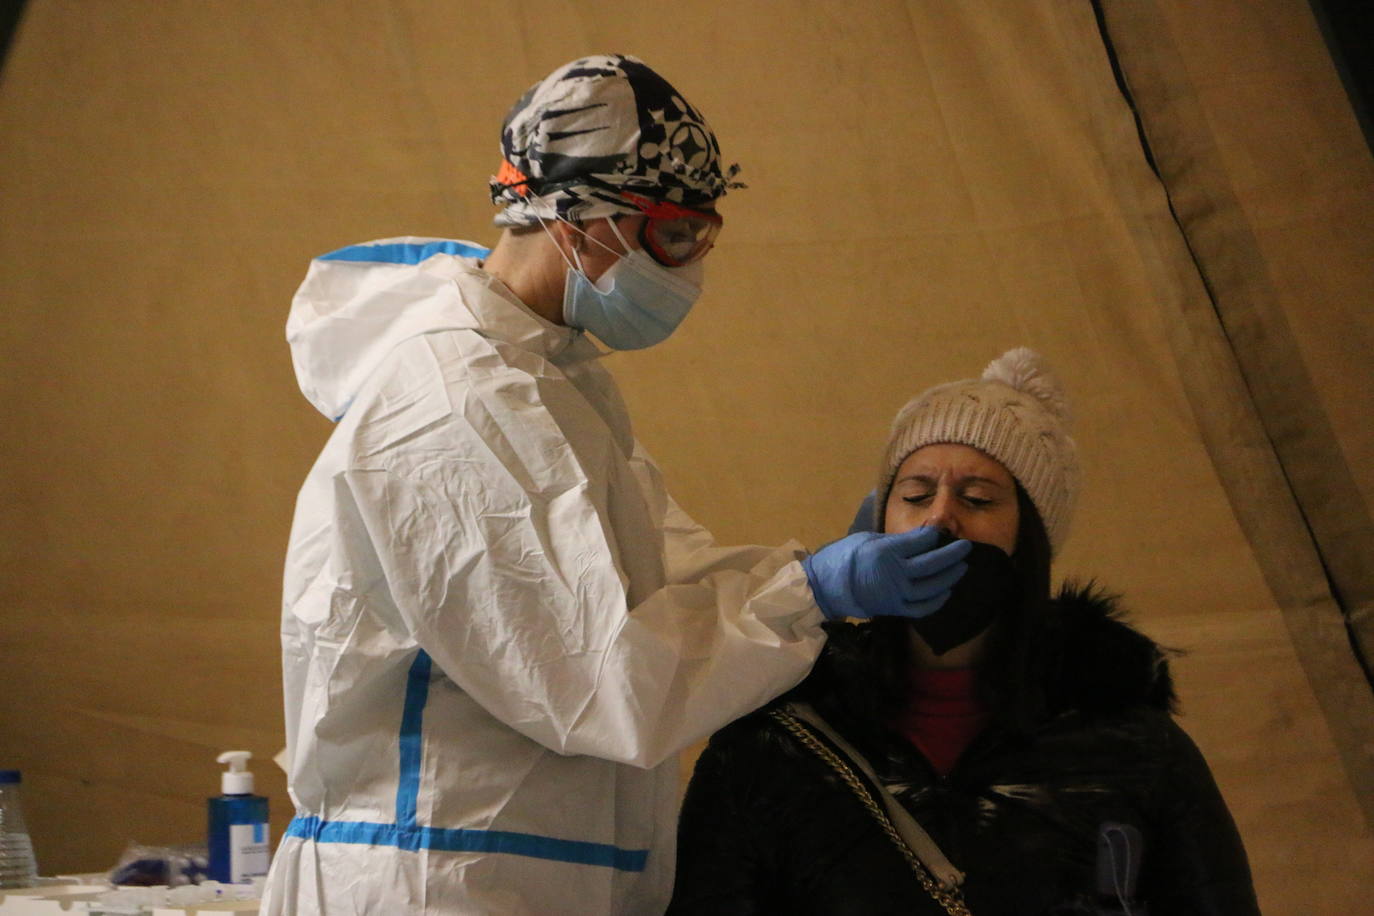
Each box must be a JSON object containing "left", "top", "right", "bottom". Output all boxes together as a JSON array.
[{"left": 803, "top": 526, "right": 971, "bottom": 621}]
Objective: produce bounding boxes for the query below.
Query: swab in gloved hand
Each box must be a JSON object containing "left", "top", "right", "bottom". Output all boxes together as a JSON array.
[{"left": 802, "top": 526, "right": 971, "bottom": 621}]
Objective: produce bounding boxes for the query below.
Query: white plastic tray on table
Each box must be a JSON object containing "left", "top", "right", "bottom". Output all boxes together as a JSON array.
[{"left": 0, "top": 876, "right": 260, "bottom": 915}]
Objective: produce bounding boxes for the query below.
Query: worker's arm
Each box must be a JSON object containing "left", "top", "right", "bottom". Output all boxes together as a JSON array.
[{"left": 343, "top": 329, "right": 827, "bottom": 768}]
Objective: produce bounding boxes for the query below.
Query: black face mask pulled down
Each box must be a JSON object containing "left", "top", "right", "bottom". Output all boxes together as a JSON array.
[{"left": 910, "top": 535, "right": 1020, "bottom": 656}]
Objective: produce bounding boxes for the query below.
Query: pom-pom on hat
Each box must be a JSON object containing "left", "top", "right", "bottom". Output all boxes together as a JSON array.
[
  {"left": 876, "top": 348, "right": 1080, "bottom": 553},
  {"left": 490, "top": 54, "right": 743, "bottom": 227}
]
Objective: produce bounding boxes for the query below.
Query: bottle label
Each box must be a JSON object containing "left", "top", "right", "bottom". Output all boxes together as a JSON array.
[{"left": 229, "top": 822, "right": 271, "bottom": 882}]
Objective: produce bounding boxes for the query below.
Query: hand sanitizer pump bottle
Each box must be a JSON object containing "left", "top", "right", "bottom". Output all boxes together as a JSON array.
[{"left": 207, "top": 751, "right": 270, "bottom": 883}]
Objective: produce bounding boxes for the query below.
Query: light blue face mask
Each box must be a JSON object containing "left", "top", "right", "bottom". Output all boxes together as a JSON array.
[{"left": 561, "top": 220, "right": 704, "bottom": 351}]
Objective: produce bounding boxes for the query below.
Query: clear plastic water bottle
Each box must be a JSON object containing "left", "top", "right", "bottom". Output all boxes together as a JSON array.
[{"left": 0, "top": 770, "right": 39, "bottom": 889}]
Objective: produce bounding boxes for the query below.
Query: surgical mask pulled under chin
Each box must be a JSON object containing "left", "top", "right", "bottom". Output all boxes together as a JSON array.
[{"left": 561, "top": 222, "right": 704, "bottom": 350}]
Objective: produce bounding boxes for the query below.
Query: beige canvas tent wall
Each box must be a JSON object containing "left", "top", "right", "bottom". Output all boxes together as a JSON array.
[{"left": 2, "top": 1, "right": 1371, "bottom": 911}]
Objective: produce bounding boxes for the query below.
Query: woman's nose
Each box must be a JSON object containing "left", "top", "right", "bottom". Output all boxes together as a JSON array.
[{"left": 925, "top": 491, "right": 960, "bottom": 537}]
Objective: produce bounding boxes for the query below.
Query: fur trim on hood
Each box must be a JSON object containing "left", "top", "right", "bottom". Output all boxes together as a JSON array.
[{"left": 1044, "top": 582, "right": 1177, "bottom": 717}]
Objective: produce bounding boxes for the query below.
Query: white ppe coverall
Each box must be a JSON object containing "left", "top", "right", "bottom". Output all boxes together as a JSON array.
[{"left": 259, "top": 238, "right": 828, "bottom": 914}]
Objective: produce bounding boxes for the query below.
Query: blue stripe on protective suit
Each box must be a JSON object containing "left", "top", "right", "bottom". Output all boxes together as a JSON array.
[
  {"left": 395, "top": 650, "right": 431, "bottom": 828},
  {"left": 286, "top": 649, "right": 650, "bottom": 872},
  {"left": 318, "top": 240, "right": 491, "bottom": 264},
  {"left": 285, "top": 817, "right": 649, "bottom": 871}
]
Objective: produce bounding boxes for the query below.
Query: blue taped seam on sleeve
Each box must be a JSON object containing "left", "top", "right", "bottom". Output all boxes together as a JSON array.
[
  {"left": 318, "top": 240, "right": 491, "bottom": 264},
  {"left": 394, "top": 650, "right": 432, "bottom": 828},
  {"left": 284, "top": 816, "right": 649, "bottom": 872}
]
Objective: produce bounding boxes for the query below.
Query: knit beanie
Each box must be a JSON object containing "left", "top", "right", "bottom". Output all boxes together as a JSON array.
[{"left": 876, "top": 348, "right": 1079, "bottom": 553}]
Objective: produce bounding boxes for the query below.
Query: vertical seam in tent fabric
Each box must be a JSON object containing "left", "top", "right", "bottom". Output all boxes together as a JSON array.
[{"left": 1088, "top": 0, "right": 1374, "bottom": 695}]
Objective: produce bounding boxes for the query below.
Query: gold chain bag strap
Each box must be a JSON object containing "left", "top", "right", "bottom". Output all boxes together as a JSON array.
[{"left": 769, "top": 702, "right": 973, "bottom": 916}]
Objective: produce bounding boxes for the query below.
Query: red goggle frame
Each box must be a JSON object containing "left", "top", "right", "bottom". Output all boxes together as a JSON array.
[{"left": 622, "top": 193, "right": 722, "bottom": 267}]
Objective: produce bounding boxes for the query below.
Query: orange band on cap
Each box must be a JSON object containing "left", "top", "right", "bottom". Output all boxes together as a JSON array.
[{"left": 495, "top": 160, "right": 532, "bottom": 196}]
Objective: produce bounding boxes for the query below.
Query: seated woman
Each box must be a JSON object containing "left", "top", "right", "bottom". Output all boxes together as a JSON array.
[{"left": 669, "top": 349, "right": 1259, "bottom": 916}]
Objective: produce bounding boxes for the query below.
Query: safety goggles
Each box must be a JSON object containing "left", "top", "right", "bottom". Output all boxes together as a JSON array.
[{"left": 622, "top": 193, "right": 722, "bottom": 267}]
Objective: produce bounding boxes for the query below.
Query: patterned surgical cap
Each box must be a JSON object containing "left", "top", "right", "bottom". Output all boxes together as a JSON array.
[{"left": 490, "top": 54, "right": 743, "bottom": 227}]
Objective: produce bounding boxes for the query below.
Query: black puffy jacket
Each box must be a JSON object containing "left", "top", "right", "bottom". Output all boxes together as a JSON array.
[{"left": 669, "top": 587, "right": 1259, "bottom": 916}]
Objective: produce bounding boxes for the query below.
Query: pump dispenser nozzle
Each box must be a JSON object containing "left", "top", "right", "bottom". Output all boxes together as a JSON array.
[{"left": 217, "top": 750, "right": 255, "bottom": 795}]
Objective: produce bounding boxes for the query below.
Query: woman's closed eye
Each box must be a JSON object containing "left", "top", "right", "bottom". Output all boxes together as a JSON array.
[{"left": 902, "top": 492, "right": 996, "bottom": 508}]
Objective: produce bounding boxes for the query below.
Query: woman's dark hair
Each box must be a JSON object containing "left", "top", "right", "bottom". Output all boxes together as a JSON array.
[{"left": 977, "top": 484, "right": 1054, "bottom": 732}]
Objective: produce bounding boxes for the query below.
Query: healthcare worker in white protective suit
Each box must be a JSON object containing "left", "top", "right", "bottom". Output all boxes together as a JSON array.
[{"left": 260, "top": 54, "right": 972, "bottom": 915}]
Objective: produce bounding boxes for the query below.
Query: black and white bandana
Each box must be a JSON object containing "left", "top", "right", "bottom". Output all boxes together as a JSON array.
[{"left": 490, "top": 54, "right": 743, "bottom": 227}]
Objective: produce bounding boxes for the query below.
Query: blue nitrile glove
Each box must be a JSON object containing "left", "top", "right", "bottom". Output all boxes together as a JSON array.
[{"left": 802, "top": 526, "right": 972, "bottom": 621}]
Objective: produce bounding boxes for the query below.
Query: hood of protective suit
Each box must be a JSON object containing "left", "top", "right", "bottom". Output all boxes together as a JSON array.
[{"left": 286, "top": 236, "right": 585, "bottom": 420}]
